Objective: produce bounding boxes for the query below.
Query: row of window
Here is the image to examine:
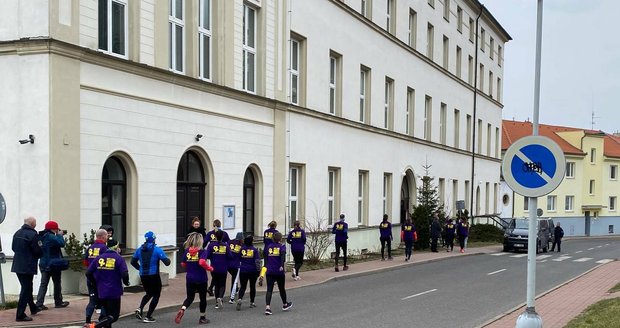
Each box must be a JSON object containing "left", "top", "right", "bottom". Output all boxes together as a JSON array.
[
  {"left": 525, "top": 195, "right": 619, "bottom": 212},
  {"left": 565, "top": 162, "right": 619, "bottom": 180},
  {"left": 288, "top": 164, "right": 498, "bottom": 225}
]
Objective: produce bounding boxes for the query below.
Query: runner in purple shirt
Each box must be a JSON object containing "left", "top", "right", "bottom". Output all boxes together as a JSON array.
[
  {"left": 83, "top": 229, "right": 108, "bottom": 325},
  {"left": 332, "top": 214, "right": 349, "bottom": 272},
  {"left": 205, "top": 230, "right": 231, "bottom": 310},
  {"left": 286, "top": 221, "right": 306, "bottom": 280},
  {"left": 263, "top": 220, "right": 279, "bottom": 246},
  {"left": 85, "top": 239, "right": 129, "bottom": 327},
  {"left": 205, "top": 219, "right": 229, "bottom": 296},
  {"left": 236, "top": 235, "right": 261, "bottom": 310},
  {"left": 175, "top": 232, "right": 213, "bottom": 325},
  {"left": 264, "top": 232, "right": 293, "bottom": 315},
  {"left": 379, "top": 214, "right": 393, "bottom": 261},
  {"left": 227, "top": 232, "right": 243, "bottom": 304}
]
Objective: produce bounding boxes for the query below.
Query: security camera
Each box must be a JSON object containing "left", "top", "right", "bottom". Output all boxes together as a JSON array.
[
  {"left": 195, "top": 134, "right": 203, "bottom": 141},
  {"left": 18, "top": 134, "right": 35, "bottom": 144}
]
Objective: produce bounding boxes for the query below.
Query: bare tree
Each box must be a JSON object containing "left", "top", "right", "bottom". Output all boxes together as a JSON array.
[{"left": 304, "top": 201, "right": 333, "bottom": 264}]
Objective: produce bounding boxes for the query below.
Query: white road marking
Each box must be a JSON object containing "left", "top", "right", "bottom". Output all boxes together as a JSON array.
[
  {"left": 539, "top": 260, "right": 548, "bottom": 263},
  {"left": 487, "top": 269, "right": 507, "bottom": 276},
  {"left": 510, "top": 254, "right": 528, "bottom": 258},
  {"left": 575, "top": 251, "right": 583, "bottom": 254},
  {"left": 588, "top": 248, "right": 595, "bottom": 250},
  {"left": 573, "top": 258, "right": 593, "bottom": 262},
  {"left": 605, "top": 243, "right": 610, "bottom": 246},
  {"left": 596, "top": 245, "right": 603, "bottom": 248},
  {"left": 596, "top": 259, "right": 614, "bottom": 264},
  {"left": 552, "top": 256, "right": 572, "bottom": 262},
  {"left": 536, "top": 255, "right": 552, "bottom": 260},
  {"left": 491, "top": 252, "right": 510, "bottom": 256},
  {"left": 401, "top": 289, "right": 437, "bottom": 300}
]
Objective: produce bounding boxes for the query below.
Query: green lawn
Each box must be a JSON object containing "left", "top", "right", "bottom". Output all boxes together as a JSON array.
[
  {"left": 564, "top": 297, "right": 620, "bottom": 328},
  {"left": 0, "top": 300, "right": 18, "bottom": 310}
]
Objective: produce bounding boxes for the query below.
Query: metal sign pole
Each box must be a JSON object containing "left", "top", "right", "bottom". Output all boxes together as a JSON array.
[
  {"left": 0, "top": 236, "right": 5, "bottom": 305},
  {"left": 516, "top": 0, "right": 544, "bottom": 327}
]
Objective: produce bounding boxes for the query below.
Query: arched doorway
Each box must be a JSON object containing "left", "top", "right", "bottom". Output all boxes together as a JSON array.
[
  {"left": 102, "top": 157, "right": 127, "bottom": 248},
  {"left": 400, "top": 170, "right": 416, "bottom": 225},
  {"left": 243, "top": 168, "right": 256, "bottom": 236},
  {"left": 176, "top": 151, "right": 206, "bottom": 272}
]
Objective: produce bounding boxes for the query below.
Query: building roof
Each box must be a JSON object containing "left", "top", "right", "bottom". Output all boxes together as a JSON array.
[
  {"left": 502, "top": 120, "right": 620, "bottom": 159},
  {"left": 501, "top": 120, "right": 585, "bottom": 156}
]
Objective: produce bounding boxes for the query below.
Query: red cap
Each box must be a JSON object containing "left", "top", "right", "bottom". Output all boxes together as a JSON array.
[{"left": 45, "top": 220, "right": 59, "bottom": 230}]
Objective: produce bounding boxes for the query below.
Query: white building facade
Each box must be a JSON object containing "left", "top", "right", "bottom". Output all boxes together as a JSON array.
[{"left": 0, "top": 0, "right": 509, "bottom": 294}]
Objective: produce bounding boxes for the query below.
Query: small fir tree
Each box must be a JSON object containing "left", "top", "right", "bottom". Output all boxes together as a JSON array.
[{"left": 412, "top": 163, "right": 445, "bottom": 250}]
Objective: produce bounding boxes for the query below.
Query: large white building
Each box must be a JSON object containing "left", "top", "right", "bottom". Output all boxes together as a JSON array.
[{"left": 0, "top": 0, "right": 509, "bottom": 294}]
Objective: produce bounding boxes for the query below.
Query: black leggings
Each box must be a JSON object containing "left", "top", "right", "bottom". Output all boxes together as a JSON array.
[
  {"left": 183, "top": 282, "right": 207, "bottom": 313},
  {"left": 404, "top": 240, "right": 413, "bottom": 259},
  {"left": 380, "top": 237, "right": 392, "bottom": 258},
  {"left": 139, "top": 274, "right": 162, "bottom": 317},
  {"left": 446, "top": 234, "right": 455, "bottom": 251},
  {"left": 335, "top": 242, "right": 347, "bottom": 266},
  {"left": 238, "top": 272, "right": 259, "bottom": 302},
  {"left": 458, "top": 235, "right": 466, "bottom": 249},
  {"left": 292, "top": 251, "right": 304, "bottom": 274},
  {"left": 99, "top": 298, "right": 121, "bottom": 327},
  {"left": 265, "top": 274, "right": 287, "bottom": 306},
  {"left": 211, "top": 272, "right": 227, "bottom": 299}
]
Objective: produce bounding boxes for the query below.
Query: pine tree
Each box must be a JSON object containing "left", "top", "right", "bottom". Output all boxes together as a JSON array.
[{"left": 412, "top": 163, "right": 444, "bottom": 250}]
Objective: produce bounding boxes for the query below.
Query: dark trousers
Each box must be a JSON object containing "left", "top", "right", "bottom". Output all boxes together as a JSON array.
[
  {"left": 36, "top": 269, "right": 63, "bottom": 306},
  {"left": 380, "top": 237, "right": 392, "bottom": 259},
  {"left": 446, "top": 234, "right": 455, "bottom": 251},
  {"left": 238, "top": 272, "right": 259, "bottom": 302},
  {"left": 85, "top": 279, "right": 105, "bottom": 322},
  {"left": 458, "top": 235, "right": 466, "bottom": 249},
  {"left": 431, "top": 237, "right": 439, "bottom": 252},
  {"left": 228, "top": 268, "right": 240, "bottom": 298},
  {"left": 335, "top": 242, "right": 347, "bottom": 267},
  {"left": 211, "top": 272, "right": 227, "bottom": 299},
  {"left": 292, "top": 251, "right": 304, "bottom": 275},
  {"left": 183, "top": 282, "right": 208, "bottom": 313},
  {"left": 139, "top": 274, "right": 162, "bottom": 317},
  {"left": 265, "top": 274, "right": 287, "bottom": 306},
  {"left": 551, "top": 239, "right": 562, "bottom": 252},
  {"left": 16, "top": 273, "right": 37, "bottom": 319},
  {"left": 404, "top": 240, "right": 413, "bottom": 259},
  {"left": 98, "top": 298, "right": 121, "bottom": 328}
]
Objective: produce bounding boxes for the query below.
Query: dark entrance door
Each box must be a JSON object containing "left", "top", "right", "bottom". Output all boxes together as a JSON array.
[
  {"left": 584, "top": 211, "right": 591, "bottom": 236},
  {"left": 243, "top": 169, "right": 256, "bottom": 236},
  {"left": 400, "top": 176, "right": 410, "bottom": 225},
  {"left": 176, "top": 151, "right": 205, "bottom": 273}
]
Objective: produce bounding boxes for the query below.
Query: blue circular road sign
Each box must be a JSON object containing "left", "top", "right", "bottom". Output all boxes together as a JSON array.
[{"left": 502, "top": 136, "right": 566, "bottom": 197}]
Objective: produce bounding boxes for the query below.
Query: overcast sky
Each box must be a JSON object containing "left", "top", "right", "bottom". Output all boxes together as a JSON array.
[{"left": 483, "top": 0, "right": 619, "bottom": 134}]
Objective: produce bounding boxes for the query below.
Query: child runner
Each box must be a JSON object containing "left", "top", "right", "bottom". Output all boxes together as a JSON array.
[
  {"left": 85, "top": 239, "right": 129, "bottom": 328},
  {"left": 227, "top": 232, "right": 243, "bottom": 304},
  {"left": 264, "top": 232, "right": 293, "bottom": 315},
  {"left": 236, "top": 235, "right": 260, "bottom": 310},
  {"left": 379, "top": 214, "right": 393, "bottom": 261},
  {"left": 175, "top": 232, "right": 213, "bottom": 325},
  {"left": 83, "top": 229, "right": 108, "bottom": 326},
  {"left": 286, "top": 221, "right": 306, "bottom": 280},
  {"left": 444, "top": 219, "right": 456, "bottom": 252},
  {"left": 131, "top": 231, "right": 171, "bottom": 323},
  {"left": 263, "top": 220, "right": 279, "bottom": 246},
  {"left": 400, "top": 219, "right": 417, "bottom": 261},
  {"left": 205, "top": 220, "right": 229, "bottom": 296},
  {"left": 457, "top": 218, "right": 470, "bottom": 253},
  {"left": 205, "top": 230, "right": 231, "bottom": 309},
  {"left": 332, "top": 214, "right": 349, "bottom": 272}
]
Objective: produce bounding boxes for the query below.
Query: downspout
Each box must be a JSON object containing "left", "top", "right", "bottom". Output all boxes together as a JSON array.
[{"left": 470, "top": 4, "right": 484, "bottom": 219}]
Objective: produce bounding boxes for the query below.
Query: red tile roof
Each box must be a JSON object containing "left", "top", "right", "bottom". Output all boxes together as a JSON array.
[
  {"left": 502, "top": 120, "right": 585, "bottom": 156},
  {"left": 502, "top": 120, "right": 620, "bottom": 158}
]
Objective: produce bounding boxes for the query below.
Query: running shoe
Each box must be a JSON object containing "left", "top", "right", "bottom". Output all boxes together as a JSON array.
[
  {"left": 343, "top": 265, "right": 349, "bottom": 271},
  {"left": 134, "top": 308, "right": 143, "bottom": 320},
  {"left": 282, "top": 302, "right": 293, "bottom": 311},
  {"left": 207, "top": 287, "right": 214, "bottom": 297},
  {"left": 143, "top": 316, "right": 156, "bottom": 323},
  {"left": 236, "top": 299, "right": 242, "bottom": 311},
  {"left": 174, "top": 309, "right": 185, "bottom": 324},
  {"left": 250, "top": 302, "right": 257, "bottom": 308},
  {"left": 199, "top": 317, "right": 210, "bottom": 324},
  {"left": 229, "top": 298, "right": 235, "bottom": 304},
  {"left": 265, "top": 308, "right": 273, "bottom": 315}
]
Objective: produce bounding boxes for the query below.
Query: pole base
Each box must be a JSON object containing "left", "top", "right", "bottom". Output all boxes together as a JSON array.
[{"left": 515, "top": 307, "right": 543, "bottom": 328}]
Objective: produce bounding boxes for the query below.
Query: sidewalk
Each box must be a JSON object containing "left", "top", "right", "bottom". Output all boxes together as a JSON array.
[{"left": 0, "top": 245, "right": 616, "bottom": 328}]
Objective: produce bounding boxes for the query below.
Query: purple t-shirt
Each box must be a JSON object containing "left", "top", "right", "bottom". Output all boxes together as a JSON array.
[
  {"left": 457, "top": 222, "right": 469, "bottom": 237},
  {"left": 445, "top": 223, "right": 456, "bottom": 236},
  {"left": 205, "top": 229, "right": 230, "bottom": 245},
  {"left": 85, "top": 241, "right": 107, "bottom": 266},
  {"left": 263, "top": 228, "right": 279, "bottom": 246},
  {"left": 206, "top": 241, "right": 230, "bottom": 273},
  {"left": 182, "top": 248, "right": 208, "bottom": 284},
  {"left": 379, "top": 221, "right": 392, "bottom": 239},
  {"left": 228, "top": 240, "right": 242, "bottom": 270},
  {"left": 402, "top": 223, "right": 416, "bottom": 241},
  {"left": 239, "top": 245, "right": 260, "bottom": 273},
  {"left": 332, "top": 221, "right": 348, "bottom": 243},
  {"left": 287, "top": 228, "right": 306, "bottom": 253},
  {"left": 86, "top": 250, "right": 128, "bottom": 300},
  {"left": 265, "top": 243, "right": 286, "bottom": 276}
]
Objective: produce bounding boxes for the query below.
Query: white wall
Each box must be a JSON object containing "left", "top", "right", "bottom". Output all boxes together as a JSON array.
[{"left": 0, "top": 0, "right": 50, "bottom": 41}]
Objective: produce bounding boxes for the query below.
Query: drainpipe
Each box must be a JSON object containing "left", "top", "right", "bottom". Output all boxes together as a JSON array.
[{"left": 469, "top": 4, "right": 484, "bottom": 219}]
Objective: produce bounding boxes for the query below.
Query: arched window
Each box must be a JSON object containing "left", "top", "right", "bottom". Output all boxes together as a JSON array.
[
  {"left": 102, "top": 156, "right": 127, "bottom": 247},
  {"left": 243, "top": 168, "right": 256, "bottom": 236}
]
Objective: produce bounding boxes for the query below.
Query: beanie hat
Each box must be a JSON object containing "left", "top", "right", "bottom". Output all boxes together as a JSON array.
[
  {"left": 144, "top": 231, "right": 156, "bottom": 242},
  {"left": 107, "top": 239, "right": 119, "bottom": 250},
  {"left": 45, "top": 220, "right": 59, "bottom": 230},
  {"left": 235, "top": 232, "right": 244, "bottom": 241}
]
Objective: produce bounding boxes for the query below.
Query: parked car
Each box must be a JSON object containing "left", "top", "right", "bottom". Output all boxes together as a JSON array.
[{"left": 503, "top": 218, "right": 554, "bottom": 253}]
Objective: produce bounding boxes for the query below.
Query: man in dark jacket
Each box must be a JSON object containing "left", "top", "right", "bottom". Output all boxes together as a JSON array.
[
  {"left": 35, "top": 220, "right": 70, "bottom": 310},
  {"left": 11, "top": 216, "right": 43, "bottom": 322},
  {"left": 430, "top": 213, "right": 441, "bottom": 253},
  {"left": 551, "top": 222, "right": 564, "bottom": 252}
]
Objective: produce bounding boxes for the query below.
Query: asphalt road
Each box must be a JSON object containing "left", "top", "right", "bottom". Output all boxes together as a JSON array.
[{"left": 116, "top": 237, "right": 619, "bottom": 328}]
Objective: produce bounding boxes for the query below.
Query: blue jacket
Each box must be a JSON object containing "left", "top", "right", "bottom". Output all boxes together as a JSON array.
[
  {"left": 131, "top": 242, "right": 171, "bottom": 276},
  {"left": 38, "top": 229, "right": 66, "bottom": 272},
  {"left": 11, "top": 224, "right": 43, "bottom": 275}
]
